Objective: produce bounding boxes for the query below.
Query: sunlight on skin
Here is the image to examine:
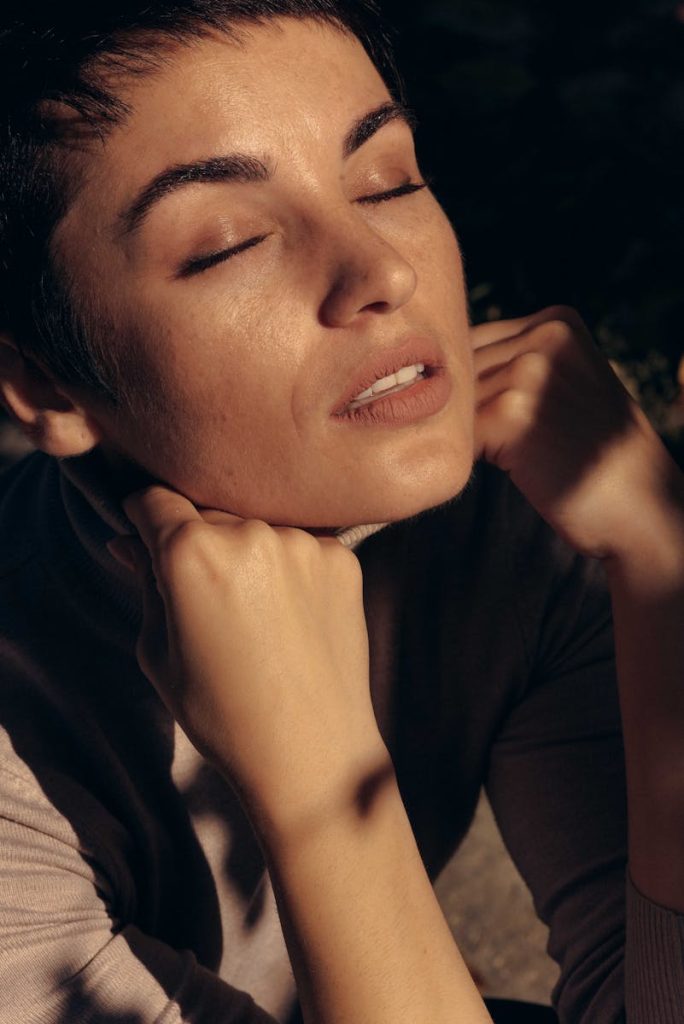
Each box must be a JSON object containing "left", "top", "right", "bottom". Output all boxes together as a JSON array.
[{"left": 51, "top": 18, "right": 475, "bottom": 531}]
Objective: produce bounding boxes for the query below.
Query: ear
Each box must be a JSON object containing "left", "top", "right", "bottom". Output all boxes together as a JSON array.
[{"left": 0, "top": 333, "right": 104, "bottom": 457}]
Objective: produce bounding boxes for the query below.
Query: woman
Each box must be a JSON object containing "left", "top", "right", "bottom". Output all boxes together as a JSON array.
[{"left": 0, "top": 2, "right": 682, "bottom": 1021}]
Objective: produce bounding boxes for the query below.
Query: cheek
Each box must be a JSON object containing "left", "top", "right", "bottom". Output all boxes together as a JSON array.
[
  {"left": 434, "top": 219, "right": 467, "bottom": 303},
  {"left": 124, "top": 310, "right": 295, "bottom": 452},
  {"left": 421, "top": 217, "right": 472, "bottom": 360},
  {"left": 411, "top": 204, "right": 467, "bottom": 302},
  {"left": 114, "top": 288, "right": 225, "bottom": 401}
]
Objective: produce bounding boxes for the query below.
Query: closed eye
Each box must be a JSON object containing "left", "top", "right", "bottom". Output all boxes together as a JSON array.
[
  {"left": 358, "top": 178, "right": 429, "bottom": 205},
  {"left": 177, "top": 176, "right": 430, "bottom": 278},
  {"left": 176, "top": 233, "right": 270, "bottom": 278}
]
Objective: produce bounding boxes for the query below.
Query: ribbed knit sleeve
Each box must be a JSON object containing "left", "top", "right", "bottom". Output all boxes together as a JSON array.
[
  {"left": 624, "top": 871, "right": 684, "bottom": 1022},
  {"left": 0, "top": 757, "right": 279, "bottom": 1024},
  {"left": 485, "top": 474, "right": 684, "bottom": 1023}
]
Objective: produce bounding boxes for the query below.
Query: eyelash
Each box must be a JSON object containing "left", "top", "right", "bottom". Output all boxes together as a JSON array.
[
  {"left": 359, "top": 179, "right": 428, "bottom": 206},
  {"left": 178, "top": 178, "right": 429, "bottom": 278}
]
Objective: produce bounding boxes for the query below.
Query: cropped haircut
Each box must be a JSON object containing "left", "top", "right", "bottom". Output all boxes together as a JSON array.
[{"left": 0, "top": 1, "right": 403, "bottom": 407}]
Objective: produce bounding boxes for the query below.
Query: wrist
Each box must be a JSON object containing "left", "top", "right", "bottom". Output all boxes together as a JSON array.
[
  {"left": 244, "top": 743, "right": 397, "bottom": 853},
  {"left": 602, "top": 504, "right": 684, "bottom": 595},
  {"left": 601, "top": 446, "right": 684, "bottom": 590}
]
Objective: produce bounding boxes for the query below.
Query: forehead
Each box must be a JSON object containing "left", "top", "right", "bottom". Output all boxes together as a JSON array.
[{"left": 78, "top": 19, "right": 390, "bottom": 206}]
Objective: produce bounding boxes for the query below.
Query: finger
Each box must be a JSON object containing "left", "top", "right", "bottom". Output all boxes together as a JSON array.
[
  {"left": 472, "top": 317, "right": 581, "bottom": 379},
  {"left": 122, "top": 484, "right": 204, "bottom": 553},
  {"left": 470, "top": 304, "right": 586, "bottom": 350},
  {"left": 196, "top": 510, "right": 343, "bottom": 554},
  {"left": 473, "top": 389, "right": 537, "bottom": 468},
  {"left": 195, "top": 506, "right": 251, "bottom": 527},
  {"left": 474, "top": 350, "right": 552, "bottom": 407},
  {"left": 473, "top": 336, "right": 538, "bottom": 380}
]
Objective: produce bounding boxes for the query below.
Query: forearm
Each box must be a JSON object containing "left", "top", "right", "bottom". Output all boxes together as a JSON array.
[
  {"left": 604, "top": 455, "right": 684, "bottom": 911},
  {"left": 251, "top": 751, "right": 492, "bottom": 1024}
]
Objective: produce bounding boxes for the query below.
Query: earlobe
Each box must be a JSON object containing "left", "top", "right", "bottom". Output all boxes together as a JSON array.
[{"left": 0, "top": 332, "right": 104, "bottom": 457}]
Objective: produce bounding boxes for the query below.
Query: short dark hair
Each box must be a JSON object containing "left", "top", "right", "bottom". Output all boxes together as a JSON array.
[{"left": 0, "top": 1, "right": 403, "bottom": 406}]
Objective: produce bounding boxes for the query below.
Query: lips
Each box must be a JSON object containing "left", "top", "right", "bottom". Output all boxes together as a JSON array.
[{"left": 330, "top": 336, "right": 446, "bottom": 416}]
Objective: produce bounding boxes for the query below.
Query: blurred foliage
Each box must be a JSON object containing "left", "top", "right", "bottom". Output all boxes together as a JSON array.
[{"left": 385, "top": 0, "right": 684, "bottom": 462}]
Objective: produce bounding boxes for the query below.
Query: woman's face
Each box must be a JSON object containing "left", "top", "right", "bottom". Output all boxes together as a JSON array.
[{"left": 56, "top": 16, "right": 474, "bottom": 528}]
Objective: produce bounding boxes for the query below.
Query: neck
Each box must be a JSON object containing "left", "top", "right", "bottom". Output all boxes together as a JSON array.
[{"left": 67, "top": 446, "right": 389, "bottom": 551}]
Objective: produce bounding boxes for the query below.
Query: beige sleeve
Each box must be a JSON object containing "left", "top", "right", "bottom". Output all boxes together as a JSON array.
[{"left": 0, "top": 764, "right": 278, "bottom": 1024}]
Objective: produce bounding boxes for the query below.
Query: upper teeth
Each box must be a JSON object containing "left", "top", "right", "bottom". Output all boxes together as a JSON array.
[{"left": 353, "top": 363, "right": 425, "bottom": 401}]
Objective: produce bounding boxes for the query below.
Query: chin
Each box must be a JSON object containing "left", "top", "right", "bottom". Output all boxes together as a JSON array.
[{"left": 310, "top": 451, "right": 476, "bottom": 529}]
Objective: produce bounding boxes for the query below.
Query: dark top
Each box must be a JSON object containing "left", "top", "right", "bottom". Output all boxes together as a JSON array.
[{"left": 0, "top": 449, "right": 681, "bottom": 1023}]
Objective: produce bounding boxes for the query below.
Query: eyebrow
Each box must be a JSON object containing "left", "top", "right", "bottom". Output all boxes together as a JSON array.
[{"left": 116, "top": 100, "right": 417, "bottom": 240}]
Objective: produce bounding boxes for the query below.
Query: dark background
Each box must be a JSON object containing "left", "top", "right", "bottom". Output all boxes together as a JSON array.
[
  {"left": 1, "top": 0, "right": 683, "bottom": 465},
  {"left": 383, "top": 0, "right": 684, "bottom": 463}
]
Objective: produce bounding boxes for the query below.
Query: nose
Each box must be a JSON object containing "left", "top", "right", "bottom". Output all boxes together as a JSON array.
[{"left": 319, "top": 218, "right": 417, "bottom": 327}]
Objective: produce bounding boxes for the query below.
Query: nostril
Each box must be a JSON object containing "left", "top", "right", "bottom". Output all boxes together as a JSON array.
[{"left": 363, "top": 300, "right": 394, "bottom": 314}]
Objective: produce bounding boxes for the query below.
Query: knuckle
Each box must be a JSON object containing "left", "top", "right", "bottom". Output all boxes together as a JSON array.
[
  {"left": 511, "top": 349, "right": 550, "bottom": 384},
  {"left": 278, "top": 526, "right": 320, "bottom": 549},
  {"left": 240, "top": 518, "right": 277, "bottom": 547},
  {"left": 323, "top": 538, "right": 362, "bottom": 573},
  {"left": 160, "top": 519, "right": 204, "bottom": 557},
  {"left": 540, "top": 317, "right": 573, "bottom": 346},
  {"left": 240, "top": 517, "right": 271, "bottom": 535},
  {"left": 495, "top": 388, "right": 535, "bottom": 423},
  {"left": 334, "top": 542, "right": 361, "bottom": 570},
  {"left": 541, "top": 303, "right": 584, "bottom": 327},
  {"left": 158, "top": 521, "right": 213, "bottom": 575},
  {"left": 540, "top": 318, "right": 575, "bottom": 348}
]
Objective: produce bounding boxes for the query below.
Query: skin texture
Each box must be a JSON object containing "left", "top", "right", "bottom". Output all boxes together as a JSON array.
[
  {"left": 468, "top": 303, "right": 684, "bottom": 914},
  {"left": 47, "top": 17, "right": 475, "bottom": 531},
  {"left": 1, "top": 15, "right": 683, "bottom": 1020},
  {"left": 0, "top": 23, "right": 494, "bottom": 1021}
]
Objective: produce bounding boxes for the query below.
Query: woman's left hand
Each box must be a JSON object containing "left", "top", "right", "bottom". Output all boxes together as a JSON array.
[{"left": 472, "top": 305, "right": 680, "bottom": 562}]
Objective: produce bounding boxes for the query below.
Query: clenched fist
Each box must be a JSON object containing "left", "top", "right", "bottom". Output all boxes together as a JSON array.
[
  {"left": 107, "top": 486, "right": 388, "bottom": 836},
  {"left": 472, "top": 305, "right": 679, "bottom": 562}
]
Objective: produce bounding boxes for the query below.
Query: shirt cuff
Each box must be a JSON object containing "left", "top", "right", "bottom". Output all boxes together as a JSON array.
[{"left": 625, "top": 869, "right": 684, "bottom": 1023}]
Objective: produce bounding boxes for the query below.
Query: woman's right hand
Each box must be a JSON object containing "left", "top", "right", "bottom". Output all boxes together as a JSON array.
[{"left": 107, "top": 484, "right": 388, "bottom": 834}]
